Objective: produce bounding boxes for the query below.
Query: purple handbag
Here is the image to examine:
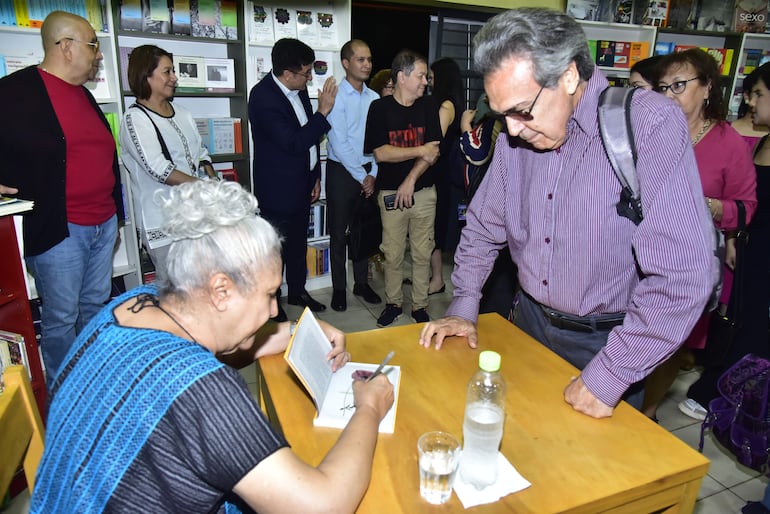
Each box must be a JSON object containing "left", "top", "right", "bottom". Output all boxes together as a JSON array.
[{"left": 700, "top": 354, "right": 770, "bottom": 473}]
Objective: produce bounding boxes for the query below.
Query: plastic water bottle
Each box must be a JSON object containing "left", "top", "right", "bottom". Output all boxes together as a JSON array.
[{"left": 460, "top": 350, "right": 506, "bottom": 490}]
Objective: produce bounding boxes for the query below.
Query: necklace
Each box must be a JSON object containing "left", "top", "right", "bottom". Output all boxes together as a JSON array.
[
  {"left": 127, "top": 293, "right": 199, "bottom": 344},
  {"left": 691, "top": 119, "right": 712, "bottom": 146}
]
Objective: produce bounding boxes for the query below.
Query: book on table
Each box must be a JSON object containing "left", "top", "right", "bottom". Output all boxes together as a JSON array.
[
  {"left": 0, "top": 196, "right": 33, "bottom": 217},
  {"left": 284, "top": 308, "right": 401, "bottom": 433}
]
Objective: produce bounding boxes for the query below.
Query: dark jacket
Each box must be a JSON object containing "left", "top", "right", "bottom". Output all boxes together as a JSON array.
[
  {"left": 0, "top": 66, "right": 123, "bottom": 256},
  {"left": 248, "top": 74, "right": 330, "bottom": 215}
]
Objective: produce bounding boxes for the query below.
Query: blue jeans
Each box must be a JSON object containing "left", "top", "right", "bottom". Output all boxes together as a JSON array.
[{"left": 26, "top": 215, "right": 117, "bottom": 385}]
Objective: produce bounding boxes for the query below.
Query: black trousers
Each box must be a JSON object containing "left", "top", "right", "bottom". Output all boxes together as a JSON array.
[
  {"left": 326, "top": 160, "right": 369, "bottom": 289},
  {"left": 260, "top": 204, "right": 310, "bottom": 298}
]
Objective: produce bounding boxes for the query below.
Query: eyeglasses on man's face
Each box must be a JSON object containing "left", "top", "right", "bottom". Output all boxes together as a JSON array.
[
  {"left": 657, "top": 77, "right": 700, "bottom": 95},
  {"left": 56, "top": 37, "right": 100, "bottom": 53},
  {"left": 290, "top": 68, "right": 313, "bottom": 80},
  {"left": 494, "top": 85, "right": 544, "bottom": 122}
]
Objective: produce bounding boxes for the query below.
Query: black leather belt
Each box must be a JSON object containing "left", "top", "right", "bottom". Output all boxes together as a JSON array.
[{"left": 523, "top": 291, "right": 625, "bottom": 333}]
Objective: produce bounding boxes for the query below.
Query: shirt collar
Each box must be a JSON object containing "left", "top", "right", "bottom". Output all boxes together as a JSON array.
[
  {"left": 570, "top": 67, "right": 609, "bottom": 138},
  {"left": 272, "top": 72, "right": 299, "bottom": 99}
]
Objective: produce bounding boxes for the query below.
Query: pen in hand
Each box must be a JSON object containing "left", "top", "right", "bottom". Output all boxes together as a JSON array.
[{"left": 367, "top": 350, "right": 395, "bottom": 382}]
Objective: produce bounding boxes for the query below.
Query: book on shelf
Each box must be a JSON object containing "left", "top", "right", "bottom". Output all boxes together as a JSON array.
[
  {"left": 0, "top": 329, "right": 31, "bottom": 381},
  {"left": 306, "top": 241, "right": 329, "bottom": 277},
  {"left": 119, "top": 46, "right": 132, "bottom": 91},
  {"left": 171, "top": 0, "right": 191, "bottom": 35},
  {"left": 217, "top": 168, "right": 238, "bottom": 182},
  {"left": 703, "top": 47, "right": 735, "bottom": 76},
  {"left": 643, "top": 0, "right": 670, "bottom": 27},
  {"left": 655, "top": 40, "right": 675, "bottom": 55},
  {"left": 284, "top": 308, "right": 401, "bottom": 433},
  {"left": 665, "top": 0, "right": 696, "bottom": 30},
  {"left": 85, "top": 62, "right": 112, "bottom": 100},
  {"left": 195, "top": 117, "right": 242, "bottom": 155},
  {"left": 219, "top": 0, "right": 238, "bottom": 40},
  {"left": 143, "top": 0, "right": 171, "bottom": 34},
  {"left": 85, "top": 0, "right": 107, "bottom": 33},
  {"left": 566, "top": 0, "right": 601, "bottom": 21},
  {"left": 12, "top": 0, "right": 30, "bottom": 27},
  {"left": 204, "top": 57, "right": 235, "bottom": 92},
  {"left": 596, "top": 40, "right": 615, "bottom": 67},
  {"left": 587, "top": 40, "right": 598, "bottom": 63},
  {"left": 248, "top": 2, "right": 275, "bottom": 44},
  {"left": 613, "top": 41, "right": 631, "bottom": 69},
  {"left": 607, "top": 76, "right": 630, "bottom": 88},
  {"left": 190, "top": 0, "right": 216, "bottom": 38},
  {"left": 735, "top": 0, "right": 768, "bottom": 33},
  {"left": 2, "top": 54, "right": 41, "bottom": 77},
  {"left": 0, "top": 2, "right": 15, "bottom": 26},
  {"left": 695, "top": 0, "right": 734, "bottom": 31},
  {"left": 296, "top": 9, "right": 319, "bottom": 48},
  {"left": 273, "top": 6, "right": 297, "bottom": 40},
  {"left": 614, "top": 0, "right": 634, "bottom": 23},
  {"left": 120, "top": 0, "right": 144, "bottom": 31},
  {"left": 0, "top": 196, "right": 34, "bottom": 216},
  {"left": 174, "top": 54, "right": 206, "bottom": 91},
  {"left": 629, "top": 41, "right": 651, "bottom": 68}
]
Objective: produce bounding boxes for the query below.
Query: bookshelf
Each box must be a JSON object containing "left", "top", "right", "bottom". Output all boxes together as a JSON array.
[
  {"left": 729, "top": 33, "right": 770, "bottom": 118},
  {"left": 245, "top": 1, "right": 351, "bottom": 292},
  {"left": 0, "top": 214, "right": 46, "bottom": 417},
  {"left": 578, "top": 20, "right": 658, "bottom": 82},
  {"left": 0, "top": 4, "right": 142, "bottom": 290}
]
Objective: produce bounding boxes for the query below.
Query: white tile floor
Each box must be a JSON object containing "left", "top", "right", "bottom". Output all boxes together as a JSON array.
[{"left": 4, "top": 258, "right": 765, "bottom": 514}]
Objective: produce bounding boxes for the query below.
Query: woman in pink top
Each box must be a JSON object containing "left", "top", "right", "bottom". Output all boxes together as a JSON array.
[{"left": 643, "top": 49, "right": 757, "bottom": 421}]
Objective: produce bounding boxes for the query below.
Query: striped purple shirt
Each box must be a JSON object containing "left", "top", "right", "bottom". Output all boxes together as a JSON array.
[{"left": 447, "top": 70, "right": 718, "bottom": 406}]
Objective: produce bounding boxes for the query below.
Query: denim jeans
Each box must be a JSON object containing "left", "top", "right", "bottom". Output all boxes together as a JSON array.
[{"left": 26, "top": 215, "right": 117, "bottom": 385}]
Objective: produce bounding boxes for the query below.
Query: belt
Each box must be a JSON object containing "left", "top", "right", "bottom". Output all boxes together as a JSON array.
[{"left": 523, "top": 291, "right": 625, "bottom": 333}]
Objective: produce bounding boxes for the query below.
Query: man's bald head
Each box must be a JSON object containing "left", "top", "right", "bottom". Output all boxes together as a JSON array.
[{"left": 40, "top": 11, "right": 91, "bottom": 52}]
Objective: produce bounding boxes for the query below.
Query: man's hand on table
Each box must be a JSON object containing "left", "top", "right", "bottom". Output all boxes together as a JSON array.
[
  {"left": 419, "top": 316, "right": 478, "bottom": 349},
  {"left": 564, "top": 376, "right": 614, "bottom": 418}
]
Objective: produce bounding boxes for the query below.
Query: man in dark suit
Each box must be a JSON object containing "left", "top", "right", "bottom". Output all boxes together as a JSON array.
[{"left": 249, "top": 38, "right": 337, "bottom": 319}]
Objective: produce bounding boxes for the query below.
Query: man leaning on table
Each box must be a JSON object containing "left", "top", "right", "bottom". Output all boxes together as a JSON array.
[{"left": 419, "top": 8, "right": 719, "bottom": 419}]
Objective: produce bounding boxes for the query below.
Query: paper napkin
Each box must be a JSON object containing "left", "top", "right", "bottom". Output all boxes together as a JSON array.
[{"left": 453, "top": 452, "right": 531, "bottom": 508}]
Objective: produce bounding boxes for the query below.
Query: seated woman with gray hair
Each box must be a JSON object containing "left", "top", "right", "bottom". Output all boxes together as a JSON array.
[{"left": 31, "top": 180, "right": 394, "bottom": 513}]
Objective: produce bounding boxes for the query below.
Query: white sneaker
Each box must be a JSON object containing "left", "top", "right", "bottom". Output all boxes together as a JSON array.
[{"left": 678, "top": 399, "right": 707, "bottom": 420}]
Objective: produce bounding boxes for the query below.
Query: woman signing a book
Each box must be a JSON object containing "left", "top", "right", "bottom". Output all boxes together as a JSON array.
[
  {"left": 120, "top": 44, "right": 218, "bottom": 283},
  {"left": 30, "top": 180, "right": 394, "bottom": 514}
]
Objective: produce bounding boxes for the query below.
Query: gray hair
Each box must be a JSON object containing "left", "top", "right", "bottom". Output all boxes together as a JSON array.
[
  {"left": 473, "top": 8, "right": 594, "bottom": 88},
  {"left": 392, "top": 49, "right": 426, "bottom": 80},
  {"left": 156, "top": 180, "right": 282, "bottom": 299}
]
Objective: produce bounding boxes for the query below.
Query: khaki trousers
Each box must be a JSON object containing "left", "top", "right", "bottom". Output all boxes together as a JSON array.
[{"left": 378, "top": 186, "right": 436, "bottom": 310}]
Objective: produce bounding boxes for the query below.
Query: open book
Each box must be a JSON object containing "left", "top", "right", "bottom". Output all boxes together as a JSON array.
[{"left": 284, "top": 308, "right": 400, "bottom": 433}]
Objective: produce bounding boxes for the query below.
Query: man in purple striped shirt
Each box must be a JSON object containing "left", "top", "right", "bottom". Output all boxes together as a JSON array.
[{"left": 419, "top": 8, "right": 718, "bottom": 418}]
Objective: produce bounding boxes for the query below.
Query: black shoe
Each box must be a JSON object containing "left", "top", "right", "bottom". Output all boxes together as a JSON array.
[
  {"left": 353, "top": 283, "right": 382, "bottom": 304},
  {"left": 272, "top": 303, "right": 288, "bottom": 322},
  {"left": 377, "top": 304, "right": 403, "bottom": 327},
  {"left": 331, "top": 289, "right": 347, "bottom": 311},
  {"left": 287, "top": 291, "right": 326, "bottom": 312},
  {"left": 411, "top": 308, "right": 430, "bottom": 323}
]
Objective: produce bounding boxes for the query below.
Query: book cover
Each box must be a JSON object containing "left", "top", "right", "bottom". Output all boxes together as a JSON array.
[
  {"left": 120, "top": 0, "right": 143, "bottom": 31},
  {"left": 217, "top": 168, "right": 238, "bottom": 182},
  {"left": 0, "top": 1, "right": 16, "bottom": 26},
  {"left": 695, "top": 0, "right": 734, "bottom": 31},
  {"left": 613, "top": 41, "right": 632, "bottom": 68},
  {"left": 629, "top": 41, "right": 651, "bottom": 67},
  {"left": 195, "top": 118, "right": 210, "bottom": 152},
  {"left": 119, "top": 46, "right": 132, "bottom": 92},
  {"left": 204, "top": 57, "right": 235, "bottom": 92},
  {"left": 85, "top": 61, "right": 112, "bottom": 100},
  {"left": 596, "top": 40, "right": 615, "bottom": 67},
  {"left": 219, "top": 0, "right": 238, "bottom": 40},
  {"left": 296, "top": 9, "right": 319, "bottom": 47},
  {"left": 743, "top": 48, "right": 763, "bottom": 74},
  {"left": 191, "top": 0, "right": 217, "bottom": 38},
  {"left": 643, "top": 0, "right": 670, "bottom": 26},
  {"left": 284, "top": 308, "right": 401, "bottom": 433},
  {"left": 0, "top": 197, "right": 34, "bottom": 216},
  {"left": 735, "top": 0, "right": 768, "bottom": 33},
  {"left": 85, "top": 0, "right": 106, "bottom": 32},
  {"left": 12, "top": 0, "right": 30, "bottom": 28},
  {"left": 143, "top": 0, "right": 171, "bottom": 34},
  {"left": 273, "top": 6, "right": 297, "bottom": 40},
  {"left": 703, "top": 47, "right": 734, "bottom": 76},
  {"left": 662, "top": 0, "right": 695, "bottom": 29},
  {"left": 248, "top": 3, "right": 274, "bottom": 44},
  {"left": 174, "top": 54, "right": 206, "bottom": 91},
  {"left": 0, "top": 56, "right": 6, "bottom": 79},
  {"left": 566, "top": 0, "right": 601, "bottom": 20},
  {"left": 208, "top": 118, "right": 236, "bottom": 154},
  {"left": 613, "top": 0, "right": 634, "bottom": 23},
  {"left": 171, "top": 0, "right": 191, "bottom": 35},
  {"left": 654, "top": 40, "right": 675, "bottom": 55},
  {"left": 4, "top": 55, "right": 41, "bottom": 76},
  {"left": 0, "top": 329, "right": 30, "bottom": 379},
  {"left": 26, "top": 0, "right": 45, "bottom": 28},
  {"left": 607, "top": 75, "right": 630, "bottom": 87}
]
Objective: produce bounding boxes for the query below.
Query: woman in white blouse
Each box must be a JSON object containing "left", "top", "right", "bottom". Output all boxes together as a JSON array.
[{"left": 120, "top": 44, "right": 217, "bottom": 281}]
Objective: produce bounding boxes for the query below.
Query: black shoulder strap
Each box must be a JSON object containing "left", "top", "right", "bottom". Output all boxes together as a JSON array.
[
  {"left": 130, "top": 103, "right": 173, "bottom": 162},
  {"left": 598, "top": 87, "right": 643, "bottom": 225}
]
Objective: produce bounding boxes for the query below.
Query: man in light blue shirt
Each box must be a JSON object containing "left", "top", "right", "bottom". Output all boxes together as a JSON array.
[{"left": 326, "top": 39, "right": 382, "bottom": 311}]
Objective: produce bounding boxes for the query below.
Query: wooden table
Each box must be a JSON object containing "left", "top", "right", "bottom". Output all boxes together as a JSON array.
[{"left": 257, "top": 313, "right": 709, "bottom": 513}]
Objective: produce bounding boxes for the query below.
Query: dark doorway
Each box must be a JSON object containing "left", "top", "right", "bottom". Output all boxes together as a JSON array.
[{"left": 352, "top": 2, "right": 433, "bottom": 75}]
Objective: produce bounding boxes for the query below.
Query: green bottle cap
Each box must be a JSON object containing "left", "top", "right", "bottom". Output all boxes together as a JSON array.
[{"left": 479, "top": 350, "right": 501, "bottom": 372}]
